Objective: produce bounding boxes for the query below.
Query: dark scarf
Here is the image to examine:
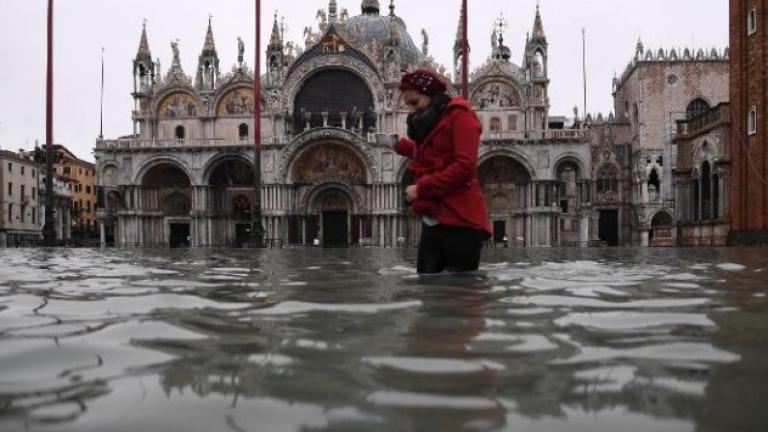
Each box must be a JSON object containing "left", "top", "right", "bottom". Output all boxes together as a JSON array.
[{"left": 406, "top": 93, "right": 452, "bottom": 143}]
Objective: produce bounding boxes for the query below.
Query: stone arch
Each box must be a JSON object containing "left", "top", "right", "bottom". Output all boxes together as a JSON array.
[
  {"left": 278, "top": 128, "right": 380, "bottom": 183},
  {"left": 650, "top": 210, "right": 674, "bottom": 227},
  {"left": 478, "top": 154, "right": 534, "bottom": 185},
  {"left": 552, "top": 154, "right": 587, "bottom": 180},
  {"left": 479, "top": 149, "right": 537, "bottom": 180},
  {"left": 283, "top": 58, "right": 385, "bottom": 115},
  {"left": 100, "top": 162, "right": 120, "bottom": 186},
  {"left": 135, "top": 156, "right": 195, "bottom": 185},
  {"left": 202, "top": 154, "right": 254, "bottom": 185},
  {"left": 303, "top": 182, "right": 363, "bottom": 215}
]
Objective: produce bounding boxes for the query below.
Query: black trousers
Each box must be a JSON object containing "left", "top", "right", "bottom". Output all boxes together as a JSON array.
[{"left": 417, "top": 224, "right": 486, "bottom": 274}]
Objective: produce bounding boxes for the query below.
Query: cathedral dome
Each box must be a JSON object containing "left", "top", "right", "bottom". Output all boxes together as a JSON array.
[{"left": 342, "top": 2, "right": 422, "bottom": 68}]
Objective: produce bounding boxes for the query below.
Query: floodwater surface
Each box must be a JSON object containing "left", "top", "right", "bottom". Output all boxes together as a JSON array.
[{"left": 0, "top": 247, "right": 767, "bottom": 432}]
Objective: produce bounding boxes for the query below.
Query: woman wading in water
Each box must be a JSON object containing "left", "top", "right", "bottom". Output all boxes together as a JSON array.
[{"left": 395, "top": 69, "right": 492, "bottom": 274}]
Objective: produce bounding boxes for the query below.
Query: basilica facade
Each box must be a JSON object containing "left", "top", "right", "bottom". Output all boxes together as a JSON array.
[{"left": 94, "top": 0, "right": 594, "bottom": 248}]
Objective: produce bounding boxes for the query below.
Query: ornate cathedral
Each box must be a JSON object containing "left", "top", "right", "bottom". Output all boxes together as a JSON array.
[{"left": 94, "top": 0, "right": 595, "bottom": 248}]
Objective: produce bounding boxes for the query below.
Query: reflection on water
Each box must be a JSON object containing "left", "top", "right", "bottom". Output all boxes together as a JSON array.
[{"left": 1, "top": 248, "right": 767, "bottom": 432}]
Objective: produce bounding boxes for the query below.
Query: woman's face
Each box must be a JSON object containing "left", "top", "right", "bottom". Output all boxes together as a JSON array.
[{"left": 401, "top": 89, "right": 431, "bottom": 113}]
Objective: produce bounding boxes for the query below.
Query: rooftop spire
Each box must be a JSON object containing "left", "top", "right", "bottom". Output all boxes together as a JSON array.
[
  {"left": 270, "top": 12, "right": 282, "bottom": 47},
  {"left": 454, "top": 5, "right": 465, "bottom": 51},
  {"left": 361, "top": 0, "right": 380, "bottom": 15},
  {"left": 201, "top": 15, "right": 217, "bottom": 57},
  {"left": 389, "top": 0, "right": 395, "bottom": 17},
  {"left": 136, "top": 19, "right": 152, "bottom": 62},
  {"left": 531, "top": 3, "right": 546, "bottom": 43}
]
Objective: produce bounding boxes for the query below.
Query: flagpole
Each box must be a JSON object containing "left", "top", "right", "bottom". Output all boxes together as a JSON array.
[
  {"left": 252, "top": 0, "right": 265, "bottom": 247},
  {"left": 582, "top": 28, "right": 587, "bottom": 123},
  {"left": 461, "top": 0, "right": 469, "bottom": 99},
  {"left": 99, "top": 47, "right": 105, "bottom": 139},
  {"left": 43, "top": 0, "right": 56, "bottom": 246}
]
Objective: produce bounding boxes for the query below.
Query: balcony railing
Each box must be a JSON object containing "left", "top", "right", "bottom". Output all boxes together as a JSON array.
[
  {"left": 482, "top": 129, "right": 590, "bottom": 142},
  {"left": 676, "top": 104, "right": 730, "bottom": 138},
  {"left": 95, "top": 137, "right": 288, "bottom": 151}
]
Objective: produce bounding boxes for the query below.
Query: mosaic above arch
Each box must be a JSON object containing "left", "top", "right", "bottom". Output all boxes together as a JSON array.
[
  {"left": 292, "top": 143, "right": 367, "bottom": 186},
  {"left": 217, "top": 88, "right": 258, "bottom": 116},
  {"left": 159, "top": 93, "right": 200, "bottom": 118},
  {"left": 471, "top": 81, "right": 521, "bottom": 109}
]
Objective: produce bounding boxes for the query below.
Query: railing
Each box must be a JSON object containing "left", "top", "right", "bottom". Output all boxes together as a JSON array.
[
  {"left": 95, "top": 137, "right": 288, "bottom": 151},
  {"left": 482, "top": 129, "right": 590, "bottom": 142},
  {"left": 676, "top": 104, "right": 729, "bottom": 138}
]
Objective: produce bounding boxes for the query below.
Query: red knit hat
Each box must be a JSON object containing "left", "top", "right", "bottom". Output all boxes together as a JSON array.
[{"left": 399, "top": 69, "right": 448, "bottom": 97}]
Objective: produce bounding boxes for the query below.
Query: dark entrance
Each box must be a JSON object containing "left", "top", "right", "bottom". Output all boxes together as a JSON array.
[
  {"left": 493, "top": 220, "right": 507, "bottom": 243},
  {"left": 169, "top": 223, "right": 191, "bottom": 248},
  {"left": 598, "top": 210, "right": 619, "bottom": 246},
  {"left": 235, "top": 224, "right": 251, "bottom": 248},
  {"left": 322, "top": 211, "right": 348, "bottom": 247}
]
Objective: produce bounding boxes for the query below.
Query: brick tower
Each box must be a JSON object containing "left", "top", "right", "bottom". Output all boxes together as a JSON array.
[{"left": 729, "top": 1, "right": 768, "bottom": 244}]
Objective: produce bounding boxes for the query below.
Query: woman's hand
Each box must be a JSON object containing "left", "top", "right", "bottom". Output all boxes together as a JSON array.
[{"left": 405, "top": 185, "right": 419, "bottom": 203}]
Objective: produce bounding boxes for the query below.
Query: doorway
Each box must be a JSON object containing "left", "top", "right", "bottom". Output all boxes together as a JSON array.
[
  {"left": 235, "top": 224, "right": 251, "bottom": 248},
  {"left": 493, "top": 220, "right": 507, "bottom": 244},
  {"left": 169, "top": 223, "right": 191, "bottom": 248},
  {"left": 322, "top": 211, "right": 348, "bottom": 247},
  {"left": 598, "top": 210, "right": 619, "bottom": 246}
]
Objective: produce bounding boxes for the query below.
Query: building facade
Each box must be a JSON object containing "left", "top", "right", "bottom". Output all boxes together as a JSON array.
[
  {"left": 589, "top": 41, "right": 729, "bottom": 246},
  {"left": 95, "top": 1, "right": 594, "bottom": 248},
  {"left": 52, "top": 145, "right": 98, "bottom": 241},
  {"left": 674, "top": 103, "right": 731, "bottom": 246},
  {"left": 729, "top": 0, "right": 768, "bottom": 244},
  {"left": 0, "top": 150, "right": 42, "bottom": 247}
]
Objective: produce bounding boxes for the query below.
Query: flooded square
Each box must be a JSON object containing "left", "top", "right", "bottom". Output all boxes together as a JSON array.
[{"left": 0, "top": 247, "right": 767, "bottom": 432}]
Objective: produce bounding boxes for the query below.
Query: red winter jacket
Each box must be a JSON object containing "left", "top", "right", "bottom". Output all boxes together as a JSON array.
[{"left": 396, "top": 97, "right": 492, "bottom": 237}]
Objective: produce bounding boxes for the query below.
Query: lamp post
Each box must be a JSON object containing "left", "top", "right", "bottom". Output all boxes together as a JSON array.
[
  {"left": 251, "top": 0, "right": 265, "bottom": 247},
  {"left": 42, "top": 0, "right": 57, "bottom": 246}
]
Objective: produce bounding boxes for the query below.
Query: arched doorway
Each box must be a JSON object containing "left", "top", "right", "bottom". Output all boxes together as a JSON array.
[
  {"left": 478, "top": 156, "right": 532, "bottom": 246},
  {"left": 141, "top": 163, "right": 192, "bottom": 247},
  {"left": 650, "top": 211, "right": 675, "bottom": 247},
  {"left": 288, "top": 142, "right": 369, "bottom": 247},
  {"left": 312, "top": 188, "right": 353, "bottom": 247},
  {"left": 208, "top": 158, "right": 255, "bottom": 247}
]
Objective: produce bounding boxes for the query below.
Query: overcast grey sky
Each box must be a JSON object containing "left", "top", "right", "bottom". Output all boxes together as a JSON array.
[{"left": 0, "top": 0, "right": 728, "bottom": 161}]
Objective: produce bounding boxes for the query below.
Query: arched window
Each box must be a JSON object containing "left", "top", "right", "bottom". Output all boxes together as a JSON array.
[
  {"left": 748, "top": 7, "right": 757, "bottom": 35},
  {"left": 533, "top": 51, "right": 545, "bottom": 78},
  {"left": 712, "top": 172, "right": 720, "bottom": 220},
  {"left": 701, "top": 161, "right": 712, "bottom": 220},
  {"left": 692, "top": 178, "right": 700, "bottom": 221},
  {"left": 490, "top": 117, "right": 502, "bottom": 132},
  {"left": 632, "top": 103, "right": 639, "bottom": 125},
  {"left": 648, "top": 168, "right": 661, "bottom": 201},
  {"left": 686, "top": 98, "right": 710, "bottom": 120},
  {"left": 749, "top": 106, "right": 758, "bottom": 135},
  {"left": 238, "top": 123, "right": 249, "bottom": 141},
  {"left": 597, "top": 164, "right": 619, "bottom": 193},
  {"left": 175, "top": 125, "right": 185, "bottom": 140}
]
